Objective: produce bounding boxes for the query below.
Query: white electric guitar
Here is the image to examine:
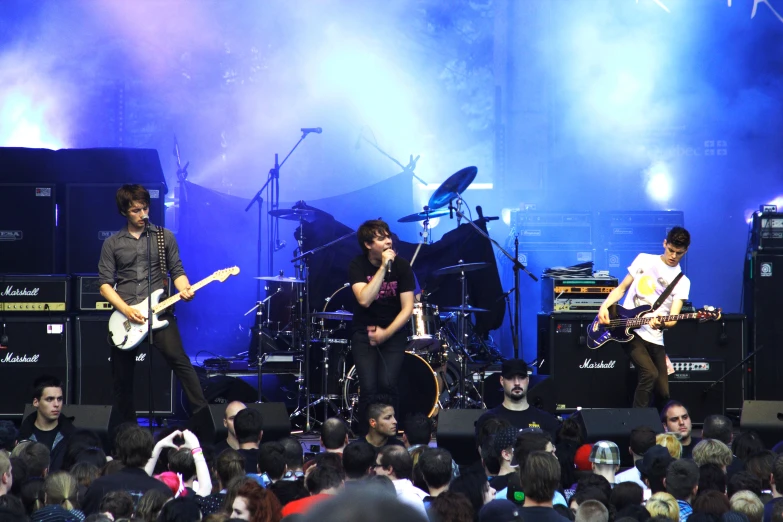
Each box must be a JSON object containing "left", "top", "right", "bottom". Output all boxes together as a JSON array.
[{"left": 108, "top": 266, "right": 240, "bottom": 350}]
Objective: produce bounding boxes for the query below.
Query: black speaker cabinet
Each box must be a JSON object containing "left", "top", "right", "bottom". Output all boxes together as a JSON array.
[
  {"left": 538, "top": 313, "right": 634, "bottom": 411},
  {"left": 74, "top": 315, "right": 175, "bottom": 415},
  {"left": 65, "top": 183, "right": 166, "bottom": 274},
  {"left": 740, "top": 400, "right": 783, "bottom": 449},
  {"left": 0, "top": 183, "right": 57, "bottom": 274},
  {"left": 436, "top": 409, "right": 485, "bottom": 467},
  {"left": 744, "top": 254, "right": 783, "bottom": 400},
  {"left": 664, "top": 314, "right": 746, "bottom": 410},
  {"left": 667, "top": 359, "right": 725, "bottom": 424},
  {"left": 0, "top": 316, "right": 71, "bottom": 416},
  {"left": 208, "top": 403, "right": 291, "bottom": 443},
  {"left": 573, "top": 408, "right": 664, "bottom": 468}
]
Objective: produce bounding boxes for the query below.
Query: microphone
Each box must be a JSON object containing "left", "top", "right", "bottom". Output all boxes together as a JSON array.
[
  {"left": 386, "top": 259, "right": 393, "bottom": 273},
  {"left": 301, "top": 127, "right": 322, "bottom": 134},
  {"left": 274, "top": 240, "right": 287, "bottom": 252},
  {"left": 142, "top": 215, "right": 149, "bottom": 221},
  {"left": 495, "top": 287, "right": 515, "bottom": 302}
]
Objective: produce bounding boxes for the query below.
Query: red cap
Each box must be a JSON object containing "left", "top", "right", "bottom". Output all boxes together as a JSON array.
[{"left": 574, "top": 443, "right": 594, "bottom": 471}]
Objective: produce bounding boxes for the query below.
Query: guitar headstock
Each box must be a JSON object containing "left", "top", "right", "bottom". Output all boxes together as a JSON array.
[
  {"left": 213, "top": 266, "right": 241, "bottom": 282},
  {"left": 696, "top": 306, "right": 722, "bottom": 322}
]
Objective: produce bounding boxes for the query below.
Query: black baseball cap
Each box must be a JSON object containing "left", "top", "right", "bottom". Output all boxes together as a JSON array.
[{"left": 501, "top": 359, "right": 530, "bottom": 379}]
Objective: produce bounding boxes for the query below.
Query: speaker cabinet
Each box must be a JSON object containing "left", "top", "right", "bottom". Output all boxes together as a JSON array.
[
  {"left": 74, "top": 315, "right": 175, "bottom": 415},
  {"left": 0, "top": 184, "right": 57, "bottom": 274},
  {"left": 538, "top": 313, "right": 634, "bottom": 411},
  {"left": 65, "top": 183, "right": 165, "bottom": 274},
  {"left": 208, "top": 403, "right": 291, "bottom": 443},
  {"left": 0, "top": 316, "right": 71, "bottom": 416},
  {"left": 436, "top": 409, "right": 485, "bottom": 467},
  {"left": 740, "top": 400, "right": 783, "bottom": 449},
  {"left": 664, "top": 314, "right": 746, "bottom": 410},
  {"left": 573, "top": 408, "right": 663, "bottom": 467},
  {"left": 667, "top": 359, "right": 725, "bottom": 424}
]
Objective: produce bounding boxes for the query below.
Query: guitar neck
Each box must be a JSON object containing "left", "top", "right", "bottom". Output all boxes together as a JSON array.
[
  {"left": 153, "top": 275, "right": 215, "bottom": 314},
  {"left": 622, "top": 312, "right": 700, "bottom": 328}
]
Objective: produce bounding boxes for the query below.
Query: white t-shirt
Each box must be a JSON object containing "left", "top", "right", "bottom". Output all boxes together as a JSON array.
[{"left": 621, "top": 253, "right": 690, "bottom": 346}]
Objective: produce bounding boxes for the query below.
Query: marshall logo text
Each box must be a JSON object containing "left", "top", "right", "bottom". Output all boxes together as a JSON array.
[
  {"left": 2, "top": 286, "right": 40, "bottom": 297},
  {"left": 1, "top": 353, "right": 40, "bottom": 363},
  {"left": 579, "top": 359, "right": 616, "bottom": 369}
]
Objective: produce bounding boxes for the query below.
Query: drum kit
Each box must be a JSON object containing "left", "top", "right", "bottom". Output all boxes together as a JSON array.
[{"left": 252, "top": 166, "right": 503, "bottom": 432}]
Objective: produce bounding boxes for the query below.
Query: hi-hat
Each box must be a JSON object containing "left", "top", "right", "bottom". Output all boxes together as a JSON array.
[
  {"left": 441, "top": 305, "right": 490, "bottom": 313},
  {"left": 398, "top": 207, "right": 452, "bottom": 223},
  {"left": 311, "top": 310, "right": 353, "bottom": 320},
  {"left": 428, "top": 166, "right": 478, "bottom": 210},
  {"left": 433, "top": 261, "right": 489, "bottom": 276},
  {"left": 269, "top": 208, "right": 318, "bottom": 221},
  {"left": 254, "top": 275, "right": 305, "bottom": 283}
]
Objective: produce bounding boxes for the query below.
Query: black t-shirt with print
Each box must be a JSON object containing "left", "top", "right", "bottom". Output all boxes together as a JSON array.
[{"left": 349, "top": 255, "right": 415, "bottom": 331}]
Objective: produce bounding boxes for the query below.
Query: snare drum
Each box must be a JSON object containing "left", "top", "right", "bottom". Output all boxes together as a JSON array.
[
  {"left": 408, "top": 302, "right": 440, "bottom": 351},
  {"left": 343, "top": 352, "right": 440, "bottom": 419}
]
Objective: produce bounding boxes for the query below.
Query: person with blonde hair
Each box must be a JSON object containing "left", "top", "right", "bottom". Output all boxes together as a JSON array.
[
  {"left": 646, "top": 491, "right": 680, "bottom": 521},
  {"left": 0, "top": 452, "right": 12, "bottom": 496},
  {"left": 657, "top": 433, "right": 683, "bottom": 459},
  {"left": 32, "top": 471, "right": 85, "bottom": 522},
  {"left": 729, "top": 490, "right": 763, "bottom": 522},
  {"left": 692, "top": 439, "right": 733, "bottom": 469}
]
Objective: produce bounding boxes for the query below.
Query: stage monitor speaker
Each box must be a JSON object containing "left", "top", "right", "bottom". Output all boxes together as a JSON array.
[
  {"left": 538, "top": 313, "right": 635, "bottom": 412},
  {"left": 436, "top": 409, "right": 484, "bottom": 467},
  {"left": 74, "top": 315, "right": 175, "bottom": 415},
  {"left": 0, "top": 183, "right": 57, "bottom": 274},
  {"left": 208, "top": 403, "right": 291, "bottom": 443},
  {"left": 740, "top": 400, "right": 783, "bottom": 449},
  {"left": 744, "top": 254, "right": 783, "bottom": 400},
  {"left": 664, "top": 314, "right": 746, "bottom": 410},
  {"left": 0, "top": 316, "right": 71, "bottom": 416},
  {"left": 23, "top": 404, "right": 112, "bottom": 448},
  {"left": 573, "top": 408, "right": 663, "bottom": 468},
  {"left": 65, "top": 183, "right": 166, "bottom": 274},
  {"left": 480, "top": 374, "right": 555, "bottom": 415}
]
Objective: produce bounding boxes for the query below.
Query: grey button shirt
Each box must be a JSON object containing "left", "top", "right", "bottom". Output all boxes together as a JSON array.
[{"left": 98, "top": 224, "right": 186, "bottom": 306}]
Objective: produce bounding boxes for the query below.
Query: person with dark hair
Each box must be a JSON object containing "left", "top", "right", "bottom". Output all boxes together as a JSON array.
[
  {"left": 134, "top": 489, "right": 173, "bottom": 522},
  {"left": 575, "top": 475, "right": 613, "bottom": 511},
  {"left": 277, "top": 437, "right": 304, "bottom": 481},
  {"left": 257, "top": 442, "right": 287, "bottom": 483},
  {"left": 417, "top": 447, "right": 452, "bottom": 499},
  {"left": 97, "top": 184, "right": 208, "bottom": 431},
  {"left": 267, "top": 480, "right": 309, "bottom": 508},
  {"left": 611, "top": 482, "right": 644, "bottom": 512},
  {"left": 157, "top": 496, "right": 202, "bottom": 522},
  {"left": 144, "top": 429, "right": 211, "bottom": 497},
  {"left": 576, "top": 499, "right": 610, "bottom": 522},
  {"left": 728, "top": 472, "right": 762, "bottom": 499},
  {"left": 349, "top": 219, "right": 415, "bottom": 429},
  {"left": 450, "top": 469, "right": 496, "bottom": 520},
  {"left": 486, "top": 428, "right": 517, "bottom": 492},
  {"left": 702, "top": 416, "right": 733, "bottom": 446},
  {"left": 342, "top": 441, "right": 376, "bottom": 481},
  {"left": 429, "top": 490, "right": 475, "bottom": 522},
  {"left": 0, "top": 421, "right": 18, "bottom": 454},
  {"left": 193, "top": 448, "right": 244, "bottom": 516},
  {"left": 61, "top": 430, "right": 106, "bottom": 472},
  {"left": 661, "top": 401, "right": 701, "bottom": 460},
  {"left": 501, "top": 431, "right": 567, "bottom": 507},
  {"left": 745, "top": 451, "right": 776, "bottom": 494},
  {"left": 733, "top": 433, "right": 766, "bottom": 463},
  {"left": 231, "top": 480, "right": 281, "bottom": 522},
  {"left": 9, "top": 457, "right": 27, "bottom": 498},
  {"left": 375, "top": 445, "right": 427, "bottom": 516},
  {"left": 519, "top": 451, "right": 570, "bottom": 522},
  {"left": 402, "top": 414, "right": 432, "bottom": 450},
  {"left": 763, "top": 454, "right": 783, "bottom": 522},
  {"left": 363, "top": 402, "right": 404, "bottom": 448},
  {"left": 698, "top": 464, "right": 727, "bottom": 495},
  {"left": 665, "top": 458, "right": 700, "bottom": 522},
  {"left": 320, "top": 419, "right": 348, "bottom": 454},
  {"left": 478, "top": 417, "right": 515, "bottom": 476},
  {"left": 233, "top": 409, "right": 264, "bottom": 474},
  {"left": 281, "top": 465, "right": 343, "bottom": 516},
  {"left": 18, "top": 376, "right": 74, "bottom": 473},
  {"left": 618, "top": 426, "right": 659, "bottom": 489},
  {"left": 597, "top": 226, "right": 692, "bottom": 409},
  {"left": 214, "top": 402, "right": 246, "bottom": 454},
  {"left": 476, "top": 360, "right": 560, "bottom": 441},
  {"left": 98, "top": 490, "right": 134, "bottom": 520},
  {"left": 692, "top": 490, "right": 730, "bottom": 519},
  {"left": 299, "top": 488, "right": 428, "bottom": 522},
  {"left": 81, "top": 425, "right": 171, "bottom": 514},
  {"left": 19, "top": 443, "right": 50, "bottom": 480},
  {"left": 638, "top": 445, "right": 676, "bottom": 494}
]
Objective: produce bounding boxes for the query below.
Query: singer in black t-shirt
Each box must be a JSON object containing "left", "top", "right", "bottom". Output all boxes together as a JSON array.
[{"left": 348, "top": 220, "right": 415, "bottom": 429}]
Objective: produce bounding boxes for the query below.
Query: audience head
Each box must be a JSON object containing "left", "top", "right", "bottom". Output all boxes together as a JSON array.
[
  {"left": 320, "top": 418, "right": 348, "bottom": 451},
  {"left": 698, "top": 463, "right": 727, "bottom": 494},
  {"left": 134, "top": 489, "right": 173, "bottom": 522},
  {"left": 513, "top": 430, "right": 553, "bottom": 471},
  {"left": 99, "top": 490, "right": 134, "bottom": 519},
  {"left": 234, "top": 408, "right": 264, "bottom": 445},
  {"left": 665, "top": 458, "right": 700, "bottom": 501},
  {"left": 773, "top": 503, "right": 783, "bottom": 522},
  {"left": 233, "top": 479, "right": 282, "bottom": 522},
  {"left": 115, "top": 424, "right": 154, "bottom": 467},
  {"left": 570, "top": 488, "right": 609, "bottom": 515},
  {"left": 340, "top": 441, "right": 374, "bottom": 480},
  {"left": 476, "top": 416, "right": 514, "bottom": 453},
  {"left": 479, "top": 499, "right": 521, "bottom": 522},
  {"left": 43, "top": 471, "right": 79, "bottom": 511},
  {"left": 520, "top": 451, "right": 560, "bottom": 503},
  {"left": 500, "top": 359, "right": 530, "bottom": 403},
  {"left": 157, "top": 497, "right": 201, "bottom": 522},
  {"left": 557, "top": 417, "right": 584, "bottom": 445},
  {"left": 300, "top": 487, "right": 428, "bottom": 522},
  {"left": 376, "top": 445, "right": 412, "bottom": 480},
  {"left": 9, "top": 457, "right": 26, "bottom": 497},
  {"left": 215, "top": 448, "right": 245, "bottom": 489},
  {"left": 278, "top": 437, "right": 304, "bottom": 472},
  {"left": 367, "top": 402, "right": 397, "bottom": 438},
  {"left": 482, "top": 427, "right": 516, "bottom": 475},
  {"left": 224, "top": 401, "right": 247, "bottom": 440},
  {"left": 745, "top": 450, "right": 775, "bottom": 491},
  {"left": 0, "top": 421, "right": 18, "bottom": 452},
  {"left": 257, "top": 442, "right": 286, "bottom": 481},
  {"left": 589, "top": 441, "right": 621, "bottom": 473},
  {"left": 702, "top": 415, "right": 733, "bottom": 445},
  {"left": 429, "top": 490, "right": 475, "bottom": 522},
  {"left": 772, "top": 454, "right": 783, "bottom": 494},
  {"left": 19, "top": 478, "right": 44, "bottom": 515},
  {"left": 418, "top": 447, "right": 453, "bottom": 491},
  {"left": 305, "top": 463, "right": 344, "bottom": 495},
  {"left": 576, "top": 499, "right": 610, "bottom": 522},
  {"left": 656, "top": 433, "right": 683, "bottom": 459},
  {"left": 661, "top": 401, "right": 693, "bottom": 442},
  {"left": 69, "top": 462, "right": 99, "bottom": 489},
  {"left": 732, "top": 432, "right": 765, "bottom": 462},
  {"left": 728, "top": 471, "right": 763, "bottom": 498},
  {"left": 693, "top": 439, "right": 733, "bottom": 468},
  {"left": 20, "top": 442, "right": 49, "bottom": 478},
  {"left": 31, "top": 375, "right": 64, "bottom": 424},
  {"left": 646, "top": 492, "right": 679, "bottom": 521},
  {"left": 0, "top": 452, "right": 12, "bottom": 494},
  {"left": 267, "top": 480, "right": 308, "bottom": 507},
  {"left": 402, "top": 413, "right": 432, "bottom": 447},
  {"left": 61, "top": 429, "right": 105, "bottom": 471},
  {"left": 449, "top": 468, "right": 495, "bottom": 515},
  {"left": 730, "top": 491, "right": 763, "bottom": 522},
  {"left": 610, "top": 482, "right": 644, "bottom": 512},
  {"left": 692, "top": 490, "right": 730, "bottom": 519},
  {"left": 637, "top": 445, "right": 676, "bottom": 493},
  {"left": 168, "top": 448, "right": 196, "bottom": 482},
  {"left": 629, "top": 426, "right": 658, "bottom": 457}
]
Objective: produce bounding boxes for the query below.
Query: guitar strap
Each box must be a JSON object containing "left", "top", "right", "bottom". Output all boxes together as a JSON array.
[
  {"left": 651, "top": 272, "right": 684, "bottom": 312},
  {"left": 155, "top": 226, "right": 170, "bottom": 298}
]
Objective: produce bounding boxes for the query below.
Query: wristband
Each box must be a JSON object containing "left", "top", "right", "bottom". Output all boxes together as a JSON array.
[{"left": 191, "top": 447, "right": 203, "bottom": 456}]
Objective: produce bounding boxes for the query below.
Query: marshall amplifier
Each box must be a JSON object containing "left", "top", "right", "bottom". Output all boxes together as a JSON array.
[
  {"left": 74, "top": 315, "right": 175, "bottom": 415},
  {"left": 597, "top": 211, "right": 685, "bottom": 245},
  {"left": 537, "top": 313, "right": 635, "bottom": 411},
  {"left": 0, "top": 275, "right": 70, "bottom": 313},
  {"left": 0, "top": 183, "right": 57, "bottom": 275},
  {"left": 510, "top": 211, "right": 593, "bottom": 245},
  {"left": 751, "top": 213, "right": 783, "bottom": 251},
  {"left": 0, "top": 316, "right": 71, "bottom": 416},
  {"left": 74, "top": 274, "right": 113, "bottom": 311}
]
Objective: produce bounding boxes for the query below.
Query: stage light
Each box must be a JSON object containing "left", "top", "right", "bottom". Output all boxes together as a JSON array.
[
  {"left": 645, "top": 163, "right": 672, "bottom": 203},
  {"left": 501, "top": 208, "right": 512, "bottom": 226}
]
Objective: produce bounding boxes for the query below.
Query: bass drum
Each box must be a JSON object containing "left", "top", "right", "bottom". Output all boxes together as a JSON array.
[{"left": 343, "top": 352, "right": 440, "bottom": 420}]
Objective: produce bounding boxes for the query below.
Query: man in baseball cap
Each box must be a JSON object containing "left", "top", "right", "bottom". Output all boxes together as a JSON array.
[
  {"left": 476, "top": 359, "right": 560, "bottom": 441},
  {"left": 588, "top": 441, "right": 621, "bottom": 485}
]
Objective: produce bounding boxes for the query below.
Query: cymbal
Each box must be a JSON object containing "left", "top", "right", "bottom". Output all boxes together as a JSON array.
[
  {"left": 254, "top": 275, "right": 305, "bottom": 283},
  {"left": 441, "top": 305, "right": 491, "bottom": 313},
  {"left": 312, "top": 310, "right": 353, "bottom": 320},
  {"left": 428, "top": 166, "right": 478, "bottom": 209},
  {"left": 269, "top": 208, "right": 318, "bottom": 221},
  {"left": 398, "top": 207, "right": 452, "bottom": 223},
  {"left": 433, "top": 261, "right": 489, "bottom": 276}
]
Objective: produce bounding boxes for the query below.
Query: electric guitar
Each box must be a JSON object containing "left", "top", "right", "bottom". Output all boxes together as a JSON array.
[
  {"left": 108, "top": 266, "right": 240, "bottom": 350},
  {"left": 585, "top": 304, "right": 721, "bottom": 350}
]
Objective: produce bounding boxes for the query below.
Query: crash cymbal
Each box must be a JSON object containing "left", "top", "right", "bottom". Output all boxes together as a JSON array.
[
  {"left": 398, "top": 207, "right": 452, "bottom": 223},
  {"left": 269, "top": 208, "right": 318, "bottom": 221},
  {"left": 312, "top": 310, "right": 353, "bottom": 320},
  {"left": 441, "top": 305, "right": 490, "bottom": 313},
  {"left": 254, "top": 275, "right": 305, "bottom": 283},
  {"left": 428, "top": 166, "right": 478, "bottom": 209},
  {"left": 433, "top": 261, "right": 489, "bottom": 276}
]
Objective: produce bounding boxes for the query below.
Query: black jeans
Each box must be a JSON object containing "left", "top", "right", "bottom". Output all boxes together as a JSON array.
[
  {"left": 111, "top": 313, "right": 208, "bottom": 424},
  {"left": 625, "top": 335, "right": 670, "bottom": 408},
  {"left": 351, "top": 328, "right": 407, "bottom": 427}
]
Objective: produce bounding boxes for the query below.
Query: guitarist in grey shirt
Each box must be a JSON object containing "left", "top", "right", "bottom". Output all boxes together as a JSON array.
[{"left": 98, "top": 184, "right": 208, "bottom": 426}]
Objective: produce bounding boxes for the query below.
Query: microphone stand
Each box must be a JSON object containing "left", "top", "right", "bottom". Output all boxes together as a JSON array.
[
  {"left": 358, "top": 134, "right": 429, "bottom": 186},
  {"left": 145, "top": 219, "right": 155, "bottom": 432}
]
